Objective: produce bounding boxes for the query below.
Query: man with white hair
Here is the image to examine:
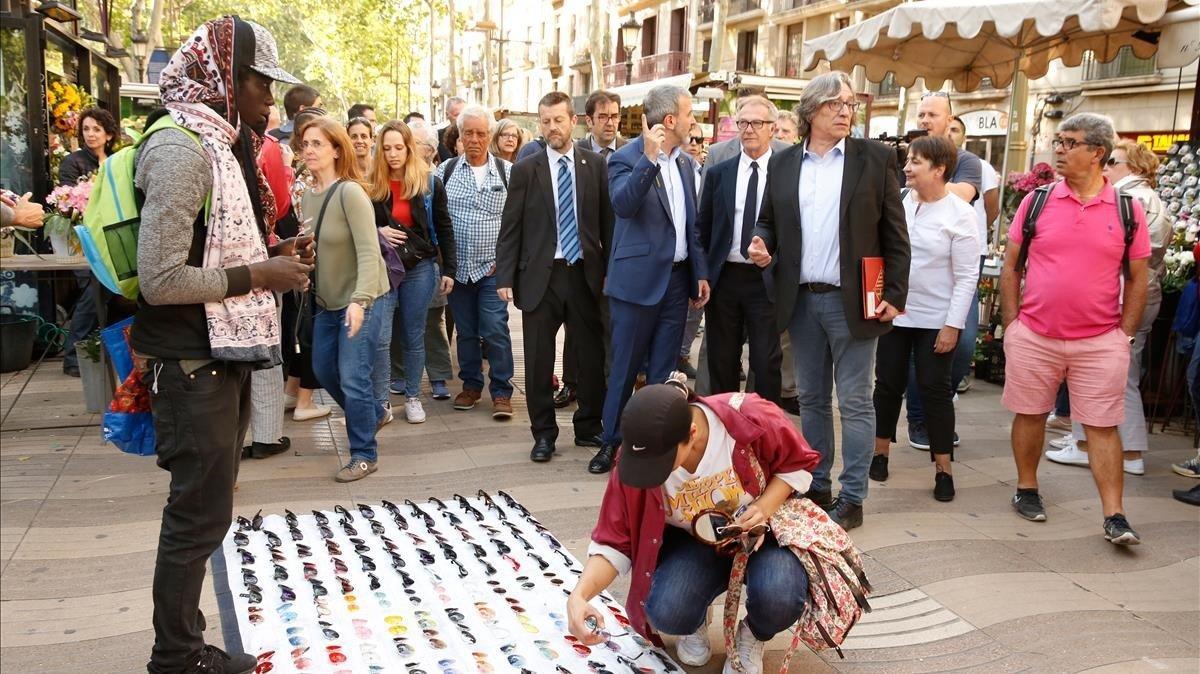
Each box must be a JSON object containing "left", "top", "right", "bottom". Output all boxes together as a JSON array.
[
  {"left": 436, "top": 104, "right": 516, "bottom": 420},
  {"left": 999, "top": 112, "right": 1151, "bottom": 545}
]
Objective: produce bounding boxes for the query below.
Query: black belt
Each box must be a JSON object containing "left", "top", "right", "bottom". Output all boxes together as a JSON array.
[
  {"left": 672, "top": 261, "right": 688, "bottom": 270},
  {"left": 553, "top": 258, "right": 582, "bottom": 268},
  {"left": 802, "top": 282, "right": 840, "bottom": 293}
]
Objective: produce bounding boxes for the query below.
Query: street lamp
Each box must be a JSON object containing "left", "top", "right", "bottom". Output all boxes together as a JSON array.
[
  {"left": 619, "top": 17, "right": 641, "bottom": 86},
  {"left": 34, "top": 0, "right": 82, "bottom": 23},
  {"left": 130, "top": 32, "right": 150, "bottom": 82},
  {"left": 431, "top": 80, "right": 442, "bottom": 120}
]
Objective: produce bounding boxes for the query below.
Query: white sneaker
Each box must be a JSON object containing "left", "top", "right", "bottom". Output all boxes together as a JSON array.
[
  {"left": 1046, "top": 413, "right": 1072, "bottom": 432},
  {"left": 721, "top": 619, "right": 765, "bottom": 674},
  {"left": 1049, "top": 434, "right": 1075, "bottom": 449},
  {"left": 377, "top": 402, "right": 394, "bottom": 430},
  {"left": 675, "top": 615, "right": 711, "bottom": 667},
  {"left": 293, "top": 405, "right": 331, "bottom": 422},
  {"left": 405, "top": 397, "right": 427, "bottom": 424},
  {"left": 1123, "top": 458, "right": 1145, "bottom": 476},
  {"left": 1046, "top": 440, "right": 1090, "bottom": 467}
]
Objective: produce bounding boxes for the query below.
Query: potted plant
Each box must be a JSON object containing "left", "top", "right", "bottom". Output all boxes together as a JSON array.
[{"left": 76, "top": 328, "right": 109, "bottom": 413}]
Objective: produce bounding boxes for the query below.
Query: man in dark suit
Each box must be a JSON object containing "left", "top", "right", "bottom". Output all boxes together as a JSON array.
[
  {"left": 592, "top": 84, "right": 709, "bottom": 474},
  {"left": 748, "top": 71, "right": 910, "bottom": 530},
  {"left": 697, "top": 95, "right": 782, "bottom": 404},
  {"left": 496, "top": 92, "right": 613, "bottom": 463}
]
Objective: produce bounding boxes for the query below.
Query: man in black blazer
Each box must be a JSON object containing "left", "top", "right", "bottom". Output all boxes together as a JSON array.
[
  {"left": 496, "top": 91, "right": 613, "bottom": 463},
  {"left": 748, "top": 71, "right": 910, "bottom": 530},
  {"left": 697, "top": 95, "right": 782, "bottom": 404}
]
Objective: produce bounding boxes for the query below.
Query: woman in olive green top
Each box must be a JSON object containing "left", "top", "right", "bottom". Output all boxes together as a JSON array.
[{"left": 299, "top": 117, "right": 391, "bottom": 483}]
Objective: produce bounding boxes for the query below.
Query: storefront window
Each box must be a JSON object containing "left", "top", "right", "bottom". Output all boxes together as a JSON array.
[
  {"left": 784, "top": 24, "right": 803, "bottom": 77},
  {"left": 0, "top": 27, "right": 33, "bottom": 195},
  {"left": 91, "top": 60, "right": 112, "bottom": 111}
]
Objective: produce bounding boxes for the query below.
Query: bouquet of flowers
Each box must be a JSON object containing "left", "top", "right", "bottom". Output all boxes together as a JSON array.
[
  {"left": 1163, "top": 247, "right": 1195, "bottom": 295},
  {"left": 1002, "top": 162, "right": 1057, "bottom": 227},
  {"left": 42, "top": 176, "right": 93, "bottom": 257},
  {"left": 46, "top": 81, "right": 94, "bottom": 137}
]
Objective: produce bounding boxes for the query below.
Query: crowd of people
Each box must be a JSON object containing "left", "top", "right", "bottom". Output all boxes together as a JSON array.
[{"left": 15, "top": 15, "right": 1193, "bottom": 674}]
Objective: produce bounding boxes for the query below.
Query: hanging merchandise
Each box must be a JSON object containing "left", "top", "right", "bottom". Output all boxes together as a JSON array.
[{"left": 214, "top": 492, "right": 682, "bottom": 674}]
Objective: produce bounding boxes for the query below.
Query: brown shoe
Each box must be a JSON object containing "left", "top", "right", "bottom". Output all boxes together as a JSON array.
[
  {"left": 454, "top": 389, "right": 482, "bottom": 410},
  {"left": 492, "top": 396, "right": 514, "bottom": 420}
]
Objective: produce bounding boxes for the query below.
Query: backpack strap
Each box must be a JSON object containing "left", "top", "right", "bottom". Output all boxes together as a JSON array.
[
  {"left": 494, "top": 155, "right": 509, "bottom": 189},
  {"left": 310, "top": 180, "right": 344, "bottom": 307},
  {"left": 1014, "top": 182, "right": 1055, "bottom": 276},
  {"left": 1116, "top": 188, "right": 1136, "bottom": 280},
  {"left": 900, "top": 187, "right": 910, "bottom": 200},
  {"left": 425, "top": 174, "right": 437, "bottom": 248}
]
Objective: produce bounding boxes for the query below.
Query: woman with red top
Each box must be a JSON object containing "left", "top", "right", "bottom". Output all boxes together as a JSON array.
[
  {"left": 368, "top": 120, "right": 457, "bottom": 424},
  {"left": 567, "top": 383, "right": 819, "bottom": 674}
]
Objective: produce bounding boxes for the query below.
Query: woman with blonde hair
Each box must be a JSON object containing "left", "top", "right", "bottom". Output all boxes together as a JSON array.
[
  {"left": 368, "top": 120, "right": 458, "bottom": 423},
  {"left": 489, "top": 118, "right": 525, "bottom": 162},
  {"left": 299, "top": 116, "right": 391, "bottom": 482}
]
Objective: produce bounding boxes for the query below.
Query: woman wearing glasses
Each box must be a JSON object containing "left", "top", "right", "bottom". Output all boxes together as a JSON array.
[
  {"left": 489, "top": 119, "right": 525, "bottom": 163},
  {"left": 869, "top": 135, "right": 979, "bottom": 501},
  {"left": 567, "top": 382, "right": 819, "bottom": 674}
]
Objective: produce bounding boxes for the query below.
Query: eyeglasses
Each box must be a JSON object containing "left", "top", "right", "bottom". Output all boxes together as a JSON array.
[
  {"left": 1105, "top": 157, "right": 1128, "bottom": 166},
  {"left": 237, "top": 510, "right": 264, "bottom": 532},
  {"left": 821, "top": 98, "right": 861, "bottom": 115},
  {"left": 921, "top": 90, "right": 951, "bottom": 100},
  {"left": 735, "top": 120, "right": 773, "bottom": 131},
  {"left": 498, "top": 132, "right": 520, "bottom": 141},
  {"left": 688, "top": 137, "right": 703, "bottom": 144},
  {"left": 1052, "top": 137, "right": 1092, "bottom": 151}
]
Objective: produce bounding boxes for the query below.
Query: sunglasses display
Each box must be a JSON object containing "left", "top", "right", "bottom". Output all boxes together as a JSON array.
[{"left": 219, "top": 494, "right": 679, "bottom": 673}]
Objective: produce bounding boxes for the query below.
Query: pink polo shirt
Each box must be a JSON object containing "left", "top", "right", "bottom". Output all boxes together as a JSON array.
[{"left": 1008, "top": 179, "right": 1150, "bottom": 340}]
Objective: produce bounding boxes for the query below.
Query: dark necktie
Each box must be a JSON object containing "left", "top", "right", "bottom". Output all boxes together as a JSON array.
[
  {"left": 601, "top": 147, "right": 614, "bottom": 163},
  {"left": 740, "top": 160, "right": 759, "bottom": 258}
]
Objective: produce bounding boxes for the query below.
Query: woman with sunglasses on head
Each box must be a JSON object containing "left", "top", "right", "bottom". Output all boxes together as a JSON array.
[
  {"left": 567, "top": 381, "right": 820, "bottom": 674},
  {"left": 347, "top": 116, "right": 375, "bottom": 177},
  {"left": 489, "top": 118, "right": 525, "bottom": 163},
  {"left": 299, "top": 116, "right": 391, "bottom": 483},
  {"left": 368, "top": 120, "right": 457, "bottom": 423},
  {"left": 869, "top": 135, "right": 979, "bottom": 500}
]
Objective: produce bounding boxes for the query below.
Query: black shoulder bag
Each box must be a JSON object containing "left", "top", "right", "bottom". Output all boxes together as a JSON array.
[{"left": 295, "top": 180, "right": 344, "bottom": 348}]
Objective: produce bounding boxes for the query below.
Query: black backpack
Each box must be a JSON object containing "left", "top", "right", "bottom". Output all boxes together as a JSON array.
[
  {"left": 442, "top": 155, "right": 509, "bottom": 189},
  {"left": 1014, "top": 181, "right": 1138, "bottom": 279}
]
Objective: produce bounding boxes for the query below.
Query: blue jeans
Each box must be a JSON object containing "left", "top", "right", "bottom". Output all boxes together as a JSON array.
[
  {"left": 312, "top": 301, "right": 389, "bottom": 463},
  {"left": 371, "top": 287, "right": 399, "bottom": 407},
  {"left": 788, "top": 290, "right": 877, "bottom": 504},
  {"left": 446, "top": 275, "right": 514, "bottom": 398},
  {"left": 644, "top": 526, "right": 807, "bottom": 641},
  {"left": 392, "top": 259, "right": 438, "bottom": 398}
]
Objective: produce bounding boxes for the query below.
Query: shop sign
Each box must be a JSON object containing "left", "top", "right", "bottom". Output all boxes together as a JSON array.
[
  {"left": 1117, "top": 131, "right": 1190, "bottom": 154},
  {"left": 959, "top": 109, "right": 1007, "bottom": 137}
]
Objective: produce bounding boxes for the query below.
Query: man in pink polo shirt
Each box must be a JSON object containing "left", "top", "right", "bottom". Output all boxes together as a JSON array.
[{"left": 999, "top": 112, "right": 1150, "bottom": 546}]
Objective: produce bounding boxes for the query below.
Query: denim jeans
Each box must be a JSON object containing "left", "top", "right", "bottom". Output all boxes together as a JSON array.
[
  {"left": 391, "top": 259, "right": 438, "bottom": 397},
  {"left": 446, "top": 275, "right": 514, "bottom": 398},
  {"left": 788, "top": 290, "right": 877, "bottom": 504},
  {"left": 312, "top": 301, "right": 389, "bottom": 463},
  {"left": 370, "top": 287, "right": 399, "bottom": 407},
  {"left": 644, "top": 526, "right": 808, "bottom": 641}
]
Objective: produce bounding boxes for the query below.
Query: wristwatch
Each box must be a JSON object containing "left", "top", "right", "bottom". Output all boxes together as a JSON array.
[{"left": 1127, "top": 334, "right": 1135, "bottom": 346}]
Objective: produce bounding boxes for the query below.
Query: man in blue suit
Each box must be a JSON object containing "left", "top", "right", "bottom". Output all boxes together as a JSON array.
[{"left": 589, "top": 84, "right": 709, "bottom": 474}]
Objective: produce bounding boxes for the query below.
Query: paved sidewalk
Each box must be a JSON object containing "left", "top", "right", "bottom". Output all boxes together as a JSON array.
[{"left": 1, "top": 314, "right": 1198, "bottom": 673}]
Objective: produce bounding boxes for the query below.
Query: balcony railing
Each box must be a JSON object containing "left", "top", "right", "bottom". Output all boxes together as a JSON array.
[
  {"left": 788, "top": 0, "right": 825, "bottom": 8},
  {"left": 701, "top": 0, "right": 760, "bottom": 23},
  {"left": 1083, "top": 47, "right": 1156, "bottom": 81},
  {"left": 603, "top": 51, "right": 689, "bottom": 86}
]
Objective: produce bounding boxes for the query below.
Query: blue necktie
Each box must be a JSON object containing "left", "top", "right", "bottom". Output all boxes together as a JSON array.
[{"left": 557, "top": 156, "right": 581, "bottom": 263}]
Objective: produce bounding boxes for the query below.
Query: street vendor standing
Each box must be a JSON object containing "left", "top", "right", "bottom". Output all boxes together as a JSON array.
[{"left": 566, "top": 382, "right": 820, "bottom": 674}]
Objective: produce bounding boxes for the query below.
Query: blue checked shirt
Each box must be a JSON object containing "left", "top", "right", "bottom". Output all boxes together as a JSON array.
[{"left": 435, "top": 153, "right": 513, "bottom": 283}]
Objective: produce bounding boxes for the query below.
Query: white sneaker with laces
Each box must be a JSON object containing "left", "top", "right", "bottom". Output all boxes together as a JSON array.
[
  {"left": 405, "top": 397, "right": 427, "bottom": 424},
  {"left": 1046, "top": 440, "right": 1089, "bottom": 467},
  {"left": 675, "top": 615, "right": 711, "bottom": 667},
  {"left": 1049, "top": 434, "right": 1076, "bottom": 450},
  {"left": 1123, "top": 458, "right": 1145, "bottom": 476},
  {"left": 721, "top": 619, "right": 765, "bottom": 674}
]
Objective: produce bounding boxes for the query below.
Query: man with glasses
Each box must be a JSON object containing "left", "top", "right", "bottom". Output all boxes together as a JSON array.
[
  {"left": 999, "top": 113, "right": 1151, "bottom": 545},
  {"left": 747, "top": 71, "right": 910, "bottom": 530},
  {"left": 697, "top": 95, "right": 783, "bottom": 406}
]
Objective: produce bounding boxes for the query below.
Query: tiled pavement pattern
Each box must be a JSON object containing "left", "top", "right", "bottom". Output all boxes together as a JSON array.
[{"left": 2, "top": 310, "right": 1198, "bottom": 673}]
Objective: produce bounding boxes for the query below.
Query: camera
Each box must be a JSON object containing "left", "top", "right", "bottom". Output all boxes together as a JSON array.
[{"left": 876, "top": 128, "right": 929, "bottom": 145}]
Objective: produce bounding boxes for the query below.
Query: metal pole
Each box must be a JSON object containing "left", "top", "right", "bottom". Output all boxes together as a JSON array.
[
  {"left": 994, "top": 54, "right": 1021, "bottom": 249},
  {"left": 428, "top": 0, "right": 436, "bottom": 118}
]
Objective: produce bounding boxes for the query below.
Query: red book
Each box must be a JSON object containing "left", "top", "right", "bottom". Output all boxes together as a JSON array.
[{"left": 862, "top": 257, "right": 885, "bottom": 320}]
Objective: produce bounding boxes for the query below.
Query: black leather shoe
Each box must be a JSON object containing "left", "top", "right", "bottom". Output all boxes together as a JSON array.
[
  {"left": 530, "top": 438, "right": 555, "bottom": 462},
  {"left": 574, "top": 434, "right": 604, "bottom": 448},
  {"left": 246, "top": 437, "right": 291, "bottom": 460},
  {"left": 554, "top": 384, "right": 576, "bottom": 409},
  {"left": 676, "top": 358, "right": 698, "bottom": 379},
  {"left": 869, "top": 454, "right": 889, "bottom": 482},
  {"left": 779, "top": 396, "right": 800, "bottom": 416},
  {"left": 588, "top": 444, "right": 616, "bottom": 474},
  {"left": 182, "top": 645, "right": 256, "bottom": 674},
  {"left": 828, "top": 498, "right": 864, "bottom": 530},
  {"left": 63, "top": 364, "right": 80, "bottom": 378},
  {"left": 933, "top": 471, "right": 955, "bottom": 502},
  {"left": 805, "top": 488, "right": 834, "bottom": 510}
]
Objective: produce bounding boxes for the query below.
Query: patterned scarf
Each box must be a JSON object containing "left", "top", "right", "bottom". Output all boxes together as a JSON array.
[{"left": 158, "top": 17, "right": 281, "bottom": 363}]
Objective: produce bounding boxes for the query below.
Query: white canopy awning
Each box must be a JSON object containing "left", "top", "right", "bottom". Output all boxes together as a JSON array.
[
  {"left": 801, "top": 0, "right": 1199, "bottom": 92},
  {"left": 609, "top": 73, "right": 694, "bottom": 107}
]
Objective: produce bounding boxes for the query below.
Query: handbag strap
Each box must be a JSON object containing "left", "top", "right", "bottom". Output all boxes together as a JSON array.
[{"left": 310, "top": 180, "right": 344, "bottom": 305}]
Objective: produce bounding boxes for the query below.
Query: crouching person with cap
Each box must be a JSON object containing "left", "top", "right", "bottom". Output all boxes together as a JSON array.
[{"left": 566, "top": 381, "right": 820, "bottom": 673}]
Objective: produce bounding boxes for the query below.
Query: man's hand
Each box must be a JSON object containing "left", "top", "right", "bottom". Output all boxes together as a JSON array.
[
  {"left": 440, "top": 276, "right": 455, "bottom": 296},
  {"left": 934, "top": 325, "right": 960, "bottom": 353},
  {"left": 874, "top": 300, "right": 901, "bottom": 322},
  {"left": 379, "top": 227, "right": 407, "bottom": 248},
  {"left": 249, "top": 255, "right": 312, "bottom": 293},
  {"left": 271, "top": 235, "right": 315, "bottom": 264},
  {"left": 497, "top": 287, "right": 513, "bottom": 302},
  {"left": 641, "top": 114, "right": 666, "bottom": 161},
  {"left": 691, "top": 280, "right": 710, "bottom": 309},
  {"left": 2, "top": 193, "right": 44, "bottom": 229},
  {"left": 746, "top": 236, "right": 771, "bottom": 268}
]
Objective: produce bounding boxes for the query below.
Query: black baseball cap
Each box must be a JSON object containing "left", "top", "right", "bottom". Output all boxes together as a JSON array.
[{"left": 617, "top": 384, "right": 694, "bottom": 489}]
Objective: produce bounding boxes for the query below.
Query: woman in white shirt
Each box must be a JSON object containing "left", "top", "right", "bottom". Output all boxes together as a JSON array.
[{"left": 870, "top": 135, "right": 980, "bottom": 501}]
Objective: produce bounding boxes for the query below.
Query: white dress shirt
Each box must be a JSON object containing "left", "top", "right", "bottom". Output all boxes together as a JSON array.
[
  {"left": 729, "top": 148, "right": 772, "bottom": 263},
  {"left": 798, "top": 138, "right": 846, "bottom": 285},
  {"left": 546, "top": 144, "right": 577, "bottom": 260},
  {"left": 657, "top": 147, "right": 688, "bottom": 262},
  {"left": 974, "top": 161, "right": 998, "bottom": 255},
  {"left": 895, "top": 191, "right": 980, "bottom": 330}
]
